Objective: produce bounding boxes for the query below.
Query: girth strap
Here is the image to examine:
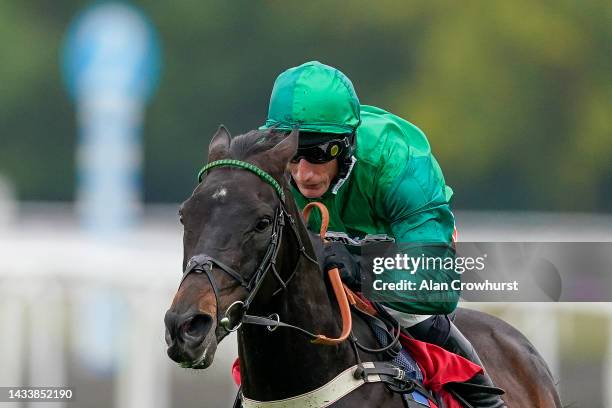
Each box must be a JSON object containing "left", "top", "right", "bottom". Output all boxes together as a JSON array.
[
  {"left": 240, "top": 362, "right": 435, "bottom": 408},
  {"left": 354, "top": 362, "right": 435, "bottom": 401}
]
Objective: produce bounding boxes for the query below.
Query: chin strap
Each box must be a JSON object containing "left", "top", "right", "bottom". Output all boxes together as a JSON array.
[{"left": 331, "top": 155, "right": 356, "bottom": 195}]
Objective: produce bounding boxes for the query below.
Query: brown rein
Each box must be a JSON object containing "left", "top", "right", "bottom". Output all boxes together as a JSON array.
[{"left": 302, "top": 202, "right": 354, "bottom": 345}]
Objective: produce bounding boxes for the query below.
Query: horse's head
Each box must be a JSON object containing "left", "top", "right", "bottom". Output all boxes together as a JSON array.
[{"left": 164, "top": 126, "right": 299, "bottom": 369}]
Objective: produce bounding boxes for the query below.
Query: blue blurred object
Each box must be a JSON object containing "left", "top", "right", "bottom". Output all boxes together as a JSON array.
[
  {"left": 61, "top": 1, "right": 161, "bottom": 235},
  {"left": 62, "top": 1, "right": 161, "bottom": 101}
]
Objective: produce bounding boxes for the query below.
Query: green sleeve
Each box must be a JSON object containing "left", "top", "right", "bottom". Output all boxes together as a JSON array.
[{"left": 376, "top": 151, "right": 459, "bottom": 315}]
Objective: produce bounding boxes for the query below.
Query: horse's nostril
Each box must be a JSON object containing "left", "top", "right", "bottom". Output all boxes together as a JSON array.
[{"left": 183, "top": 314, "right": 213, "bottom": 342}]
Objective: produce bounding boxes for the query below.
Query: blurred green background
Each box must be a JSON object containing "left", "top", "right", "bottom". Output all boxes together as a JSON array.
[{"left": 1, "top": 0, "right": 610, "bottom": 211}]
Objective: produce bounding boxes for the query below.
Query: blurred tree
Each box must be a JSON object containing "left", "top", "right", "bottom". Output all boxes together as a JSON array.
[{"left": 0, "top": 0, "right": 610, "bottom": 211}]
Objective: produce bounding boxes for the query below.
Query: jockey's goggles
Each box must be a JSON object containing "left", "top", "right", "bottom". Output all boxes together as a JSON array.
[{"left": 290, "top": 137, "right": 350, "bottom": 164}]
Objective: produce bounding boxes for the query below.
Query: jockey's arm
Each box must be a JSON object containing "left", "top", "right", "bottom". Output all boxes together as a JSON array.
[{"left": 375, "top": 157, "right": 459, "bottom": 316}]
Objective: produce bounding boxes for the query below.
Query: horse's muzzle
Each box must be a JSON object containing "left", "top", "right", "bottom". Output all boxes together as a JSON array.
[{"left": 164, "top": 310, "right": 216, "bottom": 367}]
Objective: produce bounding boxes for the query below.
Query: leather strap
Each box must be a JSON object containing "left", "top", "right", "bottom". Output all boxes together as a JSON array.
[
  {"left": 241, "top": 315, "right": 318, "bottom": 340},
  {"left": 240, "top": 362, "right": 435, "bottom": 408},
  {"left": 302, "top": 202, "right": 330, "bottom": 237},
  {"left": 241, "top": 362, "right": 381, "bottom": 408},
  {"left": 301, "top": 202, "right": 352, "bottom": 345},
  {"left": 238, "top": 202, "right": 354, "bottom": 345},
  {"left": 311, "top": 267, "right": 352, "bottom": 345},
  {"left": 240, "top": 266, "right": 353, "bottom": 345},
  {"left": 343, "top": 285, "right": 378, "bottom": 316}
]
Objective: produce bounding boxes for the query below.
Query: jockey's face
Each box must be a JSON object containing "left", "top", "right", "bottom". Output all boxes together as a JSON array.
[{"left": 288, "top": 158, "right": 339, "bottom": 198}]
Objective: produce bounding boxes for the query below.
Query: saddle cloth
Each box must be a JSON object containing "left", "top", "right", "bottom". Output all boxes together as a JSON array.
[{"left": 398, "top": 331, "right": 483, "bottom": 408}]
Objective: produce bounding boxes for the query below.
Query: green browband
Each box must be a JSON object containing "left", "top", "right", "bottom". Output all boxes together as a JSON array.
[{"left": 197, "top": 159, "right": 285, "bottom": 202}]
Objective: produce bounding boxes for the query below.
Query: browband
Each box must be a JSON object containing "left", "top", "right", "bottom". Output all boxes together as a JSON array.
[{"left": 197, "top": 159, "right": 285, "bottom": 202}]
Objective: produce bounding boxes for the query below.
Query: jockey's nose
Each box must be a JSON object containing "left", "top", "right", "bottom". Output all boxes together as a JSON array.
[
  {"left": 294, "top": 159, "right": 315, "bottom": 181},
  {"left": 165, "top": 310, "right": 213, "bottom": 347}
]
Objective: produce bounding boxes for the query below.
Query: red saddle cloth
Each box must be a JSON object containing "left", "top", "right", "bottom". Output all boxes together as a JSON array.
[
  {"left": 231, "top": 337, "right": 480, "bottom": 408},
  {"left": 232, "top": 358, "right": 241, "bottom": 386},
  {"left": 398, "top": 331, "right": 482, "bottom": 408}
]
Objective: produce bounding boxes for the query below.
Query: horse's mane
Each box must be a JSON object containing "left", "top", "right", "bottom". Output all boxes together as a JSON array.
[{"left": 229, "top": 129, "right": 285, "bottom": 161}]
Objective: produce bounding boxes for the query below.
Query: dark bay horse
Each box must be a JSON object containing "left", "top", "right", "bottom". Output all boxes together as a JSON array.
[{"left": 164, "top": 127, "right": 562, "bottom": 407}]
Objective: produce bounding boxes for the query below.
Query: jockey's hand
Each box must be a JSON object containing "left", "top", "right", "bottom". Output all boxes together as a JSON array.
[{"left": 323, "top": 241, "right": 361, "bottom": 290}]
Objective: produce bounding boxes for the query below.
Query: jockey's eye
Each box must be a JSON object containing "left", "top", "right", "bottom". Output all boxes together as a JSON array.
[{"left": 254, "top": 217, "right": 272, "bottom": 232}]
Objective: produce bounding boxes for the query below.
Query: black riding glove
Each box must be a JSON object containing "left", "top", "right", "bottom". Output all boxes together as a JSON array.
[{"left": 323, "top": 241, "right": 361, "bottom": 291}]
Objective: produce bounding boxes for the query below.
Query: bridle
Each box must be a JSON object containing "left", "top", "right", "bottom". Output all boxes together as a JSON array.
[
  {"left": 179, "top": 159, "right": 318, "bottom": 333},
  {"left": 180, "top": 158, "right": 399, "bottom": 348}
]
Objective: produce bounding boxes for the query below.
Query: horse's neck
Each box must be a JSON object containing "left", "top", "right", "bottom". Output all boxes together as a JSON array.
[{"left": 237, "top": 211, "right": 355, "bottom": 400}]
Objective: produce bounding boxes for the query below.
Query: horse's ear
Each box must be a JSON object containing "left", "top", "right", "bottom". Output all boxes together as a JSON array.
[
  {"left": 208, "top": 125, "right": 231, "bottom": 163},
  {"left": 268, "top": 128, "right": 298, "bottom": 171}
]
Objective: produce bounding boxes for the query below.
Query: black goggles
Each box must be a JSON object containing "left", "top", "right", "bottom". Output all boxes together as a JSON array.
[{"left": 290, "top": 138, "right": 350, "bottom": 164}]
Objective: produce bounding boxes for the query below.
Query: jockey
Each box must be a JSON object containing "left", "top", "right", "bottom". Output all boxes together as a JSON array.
[{"left": 260, "top": 61, "right": 505, "bottom": 408}]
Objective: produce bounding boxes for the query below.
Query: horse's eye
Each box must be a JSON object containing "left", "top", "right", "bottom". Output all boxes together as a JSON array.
[
  {"left": 178, "top": 210, "right": 184, "bottom": 225},
  {"left": 254, "top": 217, "right": 272, "bottom": 232}
]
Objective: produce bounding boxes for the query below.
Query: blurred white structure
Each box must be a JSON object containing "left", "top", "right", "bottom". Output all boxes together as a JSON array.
[
  {"left": 0, "top": 203, "right": 236, "bottom": 408},
  {"left": 0, "top": 204, "right": 611, "bottom": 407}
]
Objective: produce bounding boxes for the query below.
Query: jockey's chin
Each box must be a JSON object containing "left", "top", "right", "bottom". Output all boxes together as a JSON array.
[{"left": 296, "top": 182, "right": 329, "bottom": 198}]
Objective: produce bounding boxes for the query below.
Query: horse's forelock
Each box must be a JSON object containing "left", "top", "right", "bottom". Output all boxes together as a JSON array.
[{"left": 229, "top": 130, "right": 286, "bottom": 161}]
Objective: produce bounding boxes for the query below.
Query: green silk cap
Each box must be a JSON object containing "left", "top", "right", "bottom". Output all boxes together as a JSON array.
[{"left": 260, "top": 61, "right": 361, "bottom": 135}]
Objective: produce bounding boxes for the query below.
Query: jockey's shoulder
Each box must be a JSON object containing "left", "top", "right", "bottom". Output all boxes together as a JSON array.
[{"left": 355, "top": 104, "right": 433, "bottom": 173}]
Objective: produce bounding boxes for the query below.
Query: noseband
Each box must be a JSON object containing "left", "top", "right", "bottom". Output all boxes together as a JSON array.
[{"left": 180, "top": 159, "right": 317, "bottom": 332}]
